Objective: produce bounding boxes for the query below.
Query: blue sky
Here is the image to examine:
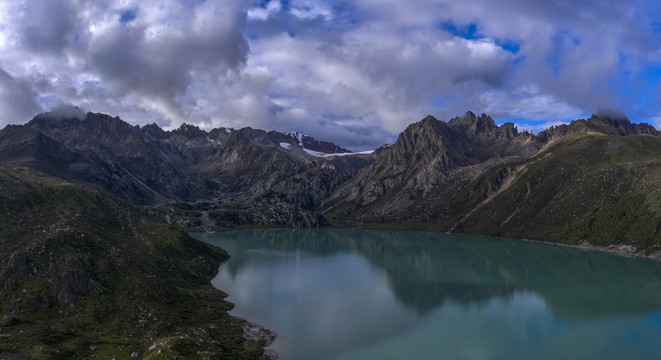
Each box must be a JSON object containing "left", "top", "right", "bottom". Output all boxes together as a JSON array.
[{"left": 1, "top": 0, "right": 661, "bottom": 149}]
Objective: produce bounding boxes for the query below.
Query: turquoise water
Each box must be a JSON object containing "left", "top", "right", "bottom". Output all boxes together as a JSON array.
[{"left": 193, "top": 229, "right": 661, "bottom": 360}]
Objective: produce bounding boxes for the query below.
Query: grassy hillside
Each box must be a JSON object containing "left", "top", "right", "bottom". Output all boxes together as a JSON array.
[
  {"left": 324, "top": 132, "right": 661, "bottom": 253},
  {"left": 459, "top": 133, "right": 661, "bottom": 250},
  {"left": 0, "top": 165, "right": 272, "bottom": 359}
]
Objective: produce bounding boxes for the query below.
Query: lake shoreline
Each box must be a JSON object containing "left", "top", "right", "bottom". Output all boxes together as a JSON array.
[
  {"left": 325, "top": 222, "right": 661, "bottom": 261},
  {"left": 240, "top": 319, "right": 279, "bottom": 359},
  {"left": 193, "top": 223, "right": 661, "bottom": 261},
  {"left": 517, "top": 238, "right": 661, "bottom": 261}
]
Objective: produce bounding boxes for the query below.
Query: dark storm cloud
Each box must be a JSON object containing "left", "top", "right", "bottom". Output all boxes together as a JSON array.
[
  {"left": 17, "top": 0, "right": 78, "bottom": 54},
  {"left": 0, "top": 68, "right": 40, "bottom": 126},
  {"left": 85, "top": 0, "right": 250, "bottom": 124},
  {"left": 0, "top": 0, "right": 250, "bottom": 128}
]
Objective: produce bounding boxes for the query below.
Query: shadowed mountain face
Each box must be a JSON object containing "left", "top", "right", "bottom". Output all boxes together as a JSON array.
[
  {"left": 0, "top": 111, "right": 377, "bottom": 228},
  {"left": 16, "top": 112, "right": 373, "bottom": 206}
]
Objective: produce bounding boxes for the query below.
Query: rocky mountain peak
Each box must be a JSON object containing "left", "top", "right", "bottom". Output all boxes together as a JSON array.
[
  {"left": 78, "top": 112, "right": 142, "bottom": 140},
  {"left": 141, "top": 123, "right": 167, "bottom": 140},
  {"left": 539, "top": 114, "right": 661, "bottom": 138},
  {"left": 448, "top": 111, "right": 497, "bottom": 135},
  {"left": 28, "top": 112, "right": 141, "bottom": 149},
  {"left": 419, "top": 114, "right": 439, "bottom": 123},
  {"left": 172, "top": 123, "right": 207, "bottom": 139},
  {"left": 391, "top": 112, "right": 537, "bottom": 170},
  {"left": 396, "top": 115, "right": 449, "bottom": 153},
  {"left": 27, "top": 111, "right": 81, "bottom": 132},
  {"left": 500, "top": 122, "right": 519, "bottom": 138},
  {"left": 209, "top": 127, "right": 234, "bottom": 137},
  {"left": 586, "top": 113, "right": 658, "bottom": 136},
  {"left": 83, "top": 111, "right": 129, "bottom": 126}
]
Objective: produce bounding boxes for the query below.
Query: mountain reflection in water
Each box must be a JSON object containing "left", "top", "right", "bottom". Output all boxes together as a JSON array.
[{"left": 195, "top": 229, "right": 661, "bottom": 360}]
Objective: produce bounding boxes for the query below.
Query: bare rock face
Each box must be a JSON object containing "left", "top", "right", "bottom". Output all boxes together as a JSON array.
[
  {"left": 322, "top": 112, "right": 543, "bottom": 216},
  {"left": 25, "top": 112, "right": 194, "bottom": 203},
  {"left": 446, "top": 111, "right": 541, "bottom": 159}
]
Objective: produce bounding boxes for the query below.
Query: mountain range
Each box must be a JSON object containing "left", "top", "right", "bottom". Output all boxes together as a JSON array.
[
  {"left": 2, "top": 109, "right": 661, "bottom": 358},
  {"left": 2, "top": 109, "right": 660, "bottom": 252}
]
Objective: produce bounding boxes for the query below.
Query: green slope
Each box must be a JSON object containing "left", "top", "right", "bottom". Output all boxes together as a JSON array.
[
  {"left": 459, "top": 133, "right": 661, "bottom": 249},
  {"left": 0, "top": 165, "right": 272, "bottom": 359}
]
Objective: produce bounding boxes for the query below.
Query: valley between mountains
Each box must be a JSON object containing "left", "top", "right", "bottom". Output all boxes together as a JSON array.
[{"left": 1, "top": 110, "right": 661, "bottom": 358}]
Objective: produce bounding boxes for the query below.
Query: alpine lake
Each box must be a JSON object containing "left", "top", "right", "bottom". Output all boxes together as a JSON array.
[{"left": 192, "top": 229, "right": 661, "bottom": 360}]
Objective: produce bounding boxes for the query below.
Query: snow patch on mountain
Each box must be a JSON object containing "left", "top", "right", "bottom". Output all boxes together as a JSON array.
[
  {"left": 303, "top": 148, "right": 374, "bottom": 157},
  {"left": 287, "top": 131, "right": 305, "bottom": 146}
]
